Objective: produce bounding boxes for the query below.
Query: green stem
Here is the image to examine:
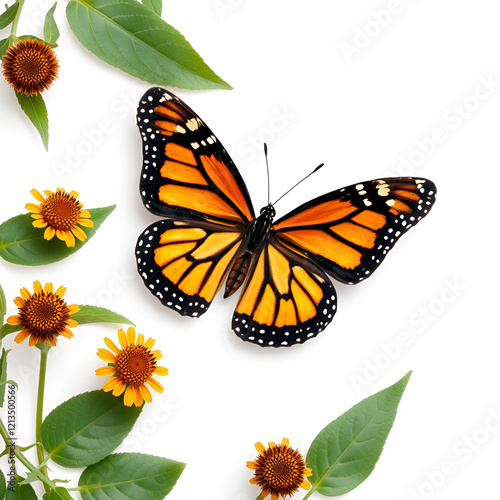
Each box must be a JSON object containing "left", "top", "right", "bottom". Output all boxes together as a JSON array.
[
  {"left": 36, "top": 345, "right": 50, "bottom": 493},
  {"left": 9, "top": 0, "right": 25, "bottom": 38},
  {"left": 0, "top": 417, "right": 60, "bottom": 492},
  {"left": 302, "top": 485, "right": 318, "bottom": 500}
]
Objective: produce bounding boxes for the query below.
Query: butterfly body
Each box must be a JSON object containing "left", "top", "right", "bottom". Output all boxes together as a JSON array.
[{"left": 136, "top": 87, "right": 437, "bottom": 347}]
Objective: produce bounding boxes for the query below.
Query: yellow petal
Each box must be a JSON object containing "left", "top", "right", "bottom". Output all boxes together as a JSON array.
[
  {"left": 144, "top": 337, "right": 155, "bottom": 349},
  {"left": 102, "top": 376, "right": 121, "bottom": 392},
  {"left": 14, "top": 330, "right": 30, "bottom": 344},
  {"left": 32, "top": 219, "right": 48, "bottom": 228},
  {"left": 97, "top": 348, "right": 115, "bottom": 363},
  {"left": 246, "top": 461, "right": 257, "bottom": 470},
  {"left": 281, "top": 437, "right": 289, "bottom": 447},
  {"left": 152, "top": 350, "right": 162, "bottom": 361},
  {"left": 71, "top": 225, "right": 87, "bottom": 242},
  {"left": 67, "top": 304, "right": 80, "bottom": 315},
  {"left": 28, "top": 335, "right": 38, "bottom": 347},
  {"left": 255, "top": 442, "right": 266, "bottom": 455},
  {"left": 77, "top": 218, "right": 94, "bottom": 227},
  {"left": 104, "top": 337, "right": 120, "bottom": 354},
  {"left": 136, "top": 333, "right": 145, "bottom": 346},
  {"left": 133, "top": 386, "right": 144, "bottom": 407},
  {"left": 33, "top": 281, "right": 42, "bottom": 294},
  {"left": 43, "top": 189, "right": 54, "bottom": 197},
  {"left": 44, "top": 226, "right": 56, "bottom": 240},
  {"left": 20, "top": 287, "right": 31, "bottom": 301},
  {"left": 25, "top": 203, "right": 42, "bottom": 213},
  {"left": 249, "top": 477, "right": 259, "bottom": 485},
  {"left": 154, "top": 366, "right": 169, "bottom": 376},
  {"left": 79, "top": 209, "right": 91, "bottom": 219},
  {"left": 30, "top": 188, "right": 46, "bottom": 203},
  {"left": 112, "top": 380, "right": 127, "bottom": 397},
  {"left": 118, "top": 329, "right": 127, "bottom": 348},
  {"left": 61, "top": 229, "right": 75, "bottom": 247},
  {"left": 300, "top": 480, "right": 311, "bottom": 490},
  {"left": 126, "top": 327, "right": 136, "bottom": 345},
  {"left": 66, "top": 319, "right": 78, "bottom": 328},
  {"left": 68, "top": 190, "right": 79, "bottom": 198},
  {"left": 95, "top": 366, "right": 117, "bottom": 377},
  {"left": 60, "top": 329, "right": 73, "bottom": 339},
  {"left": 44, "top": 282, "right": 53, "bottom": 294},
  {"left": 139, "top": 384, "right": 152, "bottom": 404},
  {"left": 124, "top": 386, "right": 135, "bottom": 406},
  {"left": 55, "top": 285, "right": 66, "bottom": 297},
  {"left": 304, "top": 468, "right": 313, "bottom": 476},
  {"left": 13, "top": 297, "right": 25, "bottom": 308},
  {"left": 7, "top": 315, "right": 21, "bottom": 325},
  {"left": 147, "top": 377, "right": 164, "bottom": 394}
]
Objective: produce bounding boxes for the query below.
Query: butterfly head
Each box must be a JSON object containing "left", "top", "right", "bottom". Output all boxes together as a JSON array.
[{"left": 259, "top": 203, "right": 276, "bottom": 221}]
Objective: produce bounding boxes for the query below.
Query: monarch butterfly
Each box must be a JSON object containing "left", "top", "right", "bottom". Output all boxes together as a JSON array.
[{"left": 136, "top": 88, "right": 437, "bottom": 347}]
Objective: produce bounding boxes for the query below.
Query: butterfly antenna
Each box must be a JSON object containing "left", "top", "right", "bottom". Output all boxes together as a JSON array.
[
  {"left": 264, "top": 143, "right": 271, "bottom": 205},
  {"left": 272, "top": 163, "right": 324, "bottom": 206}
]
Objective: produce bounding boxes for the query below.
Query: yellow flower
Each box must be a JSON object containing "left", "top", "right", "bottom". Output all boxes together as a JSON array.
[
  {"left": 2, "top": 38, "right": 59, "bottom": 96},
  {"left": 7, "top": 281, "right": 79, "bottom": 347},
  {"left": 96, "top": 327, "right": 169, "bottom": 407},
  {"left": 26, "top": 188, "right": 93, "bottom": 247},
  {"left": 247, "top": 438, "right": 313, "bottom": 500}
]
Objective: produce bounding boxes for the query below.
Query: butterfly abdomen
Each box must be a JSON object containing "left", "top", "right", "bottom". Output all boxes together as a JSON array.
[
  {"left": 225, "top": 251, "right": 251, "bottom": 298},
  {"left": 225, "top": 205, "right": 276, "bottom": 298}
]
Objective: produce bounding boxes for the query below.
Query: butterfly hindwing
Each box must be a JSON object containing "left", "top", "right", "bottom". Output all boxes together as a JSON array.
[
  {"left": 233, "top": 239, "right": 337, "bottom": 346},
  {"left": 136, "top": 218, "right": 247, "bottom": 317},
  {"left": 272, "top": 177, "right": 436, "bottom": 285},
  {"left": 137, "top": 87, "right": 255, "bottom": 225}
]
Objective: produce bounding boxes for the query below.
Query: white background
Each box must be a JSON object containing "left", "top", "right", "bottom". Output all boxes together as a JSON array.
[{"left": 1, "top": 0, "right": 499, "bottom": 499}]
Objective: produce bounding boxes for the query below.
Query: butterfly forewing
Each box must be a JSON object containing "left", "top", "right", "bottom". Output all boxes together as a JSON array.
[
  {"left": 272, "top": 178, "right": 436, "bottom": 285},
  {"left": 137, "top": 87, "right": 255, "bottom": 224}
]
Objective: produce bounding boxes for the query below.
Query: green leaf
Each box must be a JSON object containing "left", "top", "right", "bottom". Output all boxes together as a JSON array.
[
  {"left": 0, "top": 2, "right": 19, "bottom": 30},
  {"left": 0, "top": 349, "right": 10, "bottom": 407},
  {"left": 306, "top": 371, "right": 412, "bottom": 496},
  {"left": 141, "top": 0, "right": 161, "bottom": 16},
  {"left": 0, "top": 324, "right": 21, "bottom": 340},
  {"left": 15, "top": 92, "right": 49, "bottom": 151},
  {"left": 5, "top": 481, "right": 37, "bottom": 500},
  {"left": 66, "top": 0, "right": 231, "bottom": 90},
  {"left": 79, "top": 453, "right": 185, "bottom": 500},
  {"left": 0, "top": 38, "right": 10, "bottom": 59},
  {"left": 0, "top": 205, "right": 115, "bottom": 266},
  {"left": 0, "top": 470, "right": 6, "bottom": 500},
  {"left": 72, "top": 305, "right": 135, "bottom": 326},
  {"left": 44, "top": 2, "right": 60, "bottom": 45},
  {"left": 42, "top": 390, "right": 143, "bottom": 468}
]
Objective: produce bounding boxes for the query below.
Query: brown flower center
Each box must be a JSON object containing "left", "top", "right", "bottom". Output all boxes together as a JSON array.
[
  {"left": 254, "top": 444, "right": 307, "bottom": 497},
  {"left": 41, "top": 192, "right": 82, "bottom": 230},
  {"left": 20, "top": 292, "right": 70, "bottom": 340},
  {"left": 2, "top": 39, "right": 59, "bottom": 96},
  {"left": 115, "top": 345, "right": 157, "bottom": 386}
]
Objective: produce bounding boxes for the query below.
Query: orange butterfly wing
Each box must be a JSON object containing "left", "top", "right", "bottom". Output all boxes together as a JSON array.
[
  {"left": 136, "top": 88, "right": 254, "bottom": 316},
  {"left": 232, "top": 178, "right": 436, "bottom": 346}
]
